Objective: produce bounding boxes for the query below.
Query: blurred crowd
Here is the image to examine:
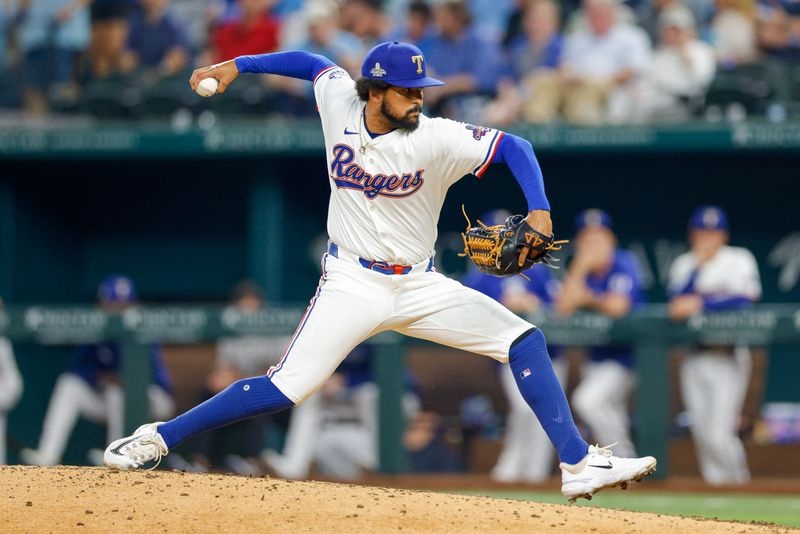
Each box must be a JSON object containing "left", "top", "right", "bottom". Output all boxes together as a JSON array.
[
  {"left": 0, "top": 205, "right": 773, "bottom": 486},
  {"left": 1, "top": 0, "right": 798, "bottom": 123}
]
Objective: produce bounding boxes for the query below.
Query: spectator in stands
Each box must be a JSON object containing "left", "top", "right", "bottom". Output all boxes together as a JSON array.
[
  {"left": 339, "top": 0, "right": 390, "bottom": 49},
  {"left": 556, "top": 209, "right": 644, "bottom": 458},
  {"left": 484, "top": 0, "right": 563, "bottom": 125},
  {"left": 385, "top": 0, "right": 435, "bottom": 49},
  {"left": 0, "top": 2, "right": 9, "bottom": 70},
  {"left": 170, "top": 0, "right": 217, "bottom": 50},
  {"left": 712, "top": 0, "right": 759, "bottom": 67},
  {"left": 119, "top": 0, "right": 192, "bottom": 80},
  {"left": 298, "top": 1, "right": 362, "bottom": 76},
  {"left": 757, "top": 0, "right": 800, "bottom": 104},
  {"left": 175, "top": 280, "right": 291, "bottom": 475},
  {"left": 20, "top": 275, "right": 174, "bottom": 466},
  {"left": 637, "top": 0, "right": 712, "bottom": 44},
  {"left": 468, "top": 0, "right": 516, "bottom": 42},
  {"left": 555, "top": 0, "right": 652, "bottom": 124},
  {"left": 205, "top": 0, "right": 279, "bottom": 65},
  {"left": 461, "top": 210, "right": 565, "bottom": 483},
  {"left": 16, "top": 0, "right": 90, "bottom": 115},
  {"left": 636, "top": 6, "right": 716, "bottom": 122},
  {"left": 0, "top": 298, "right": 23, "bottom": 465},
  {"left": 423, "top": 0, "right": 506, "bottom": 121},
  {"left": 668, "top": 206, "right": 761, "bottom": 485},
  {"left": 90, "top": 0, "right": 136, "bottom": 78},
  {"left": 268, "top": 1, "right": 362, "bottom": 116}
]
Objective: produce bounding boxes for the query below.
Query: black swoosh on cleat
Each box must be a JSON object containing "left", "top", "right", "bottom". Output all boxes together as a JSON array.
[
  {"left": 110, "top": 437, "right": 137, "bottom": 456},
  {"left": 588, "top": 463, "right": 613, "bottom": 469}
]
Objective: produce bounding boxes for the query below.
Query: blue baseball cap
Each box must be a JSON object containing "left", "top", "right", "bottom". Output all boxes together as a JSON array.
[
  {"left": 361, "top": 41, "right": 444, "bottom": 88},
  {"left": 98, "top": 275, "right": 137, "bottom": 304},
  {"left": 689, "top": 205, "right": 728, "bottom": 231},
  {"left": 575, "top": 209, "right": 613, "bottom": 231}
]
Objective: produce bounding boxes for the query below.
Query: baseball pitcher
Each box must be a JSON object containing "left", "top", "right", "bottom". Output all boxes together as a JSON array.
[{"left": 103, "top": 42, "right": 656, "bottom": 502}]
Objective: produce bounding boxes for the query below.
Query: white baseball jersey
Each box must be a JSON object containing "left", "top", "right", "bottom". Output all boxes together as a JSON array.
[
  {"left": 668, "top": 245, "right": 760, "bottom": 484},
  {"left": 313, "top": 65, "right": 504, "bottom": 265},
  {"left": 265, "top": 65, "right": 533, "bottom": 403},
  {"left": 668, "top": 245, "right": 761, "bottom": 301}
]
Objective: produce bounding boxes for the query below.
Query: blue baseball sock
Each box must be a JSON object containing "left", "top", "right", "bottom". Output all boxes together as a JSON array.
[
  {"left": 508, "top": 328, "right": 588, "bottom": 465},
  {"left": 157, "top": 375, "right": 294, "bottom": 449}
]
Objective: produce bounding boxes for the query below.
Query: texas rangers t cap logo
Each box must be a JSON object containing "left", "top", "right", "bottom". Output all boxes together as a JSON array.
[{"left": 411, "top": 55, "right": 423, "bottom": 74}]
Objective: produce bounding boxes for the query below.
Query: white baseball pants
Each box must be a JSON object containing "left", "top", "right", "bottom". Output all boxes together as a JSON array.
[
  {"left": 681, "top": 348, "right": 751, "bottom": 485},
  {"left": 268, "top": 249, "right": 533, "bottom": 404},
  {"left": 29, "top": 374, "right": 174, "bottom": 465},
  {"left": 572, "top": 359, "right": 637, "bottom": 458}
]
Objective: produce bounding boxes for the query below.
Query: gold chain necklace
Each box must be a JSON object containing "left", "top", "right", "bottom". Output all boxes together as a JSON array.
[{"left": 358, "top": 107, "right": 371, "bottom": 154}]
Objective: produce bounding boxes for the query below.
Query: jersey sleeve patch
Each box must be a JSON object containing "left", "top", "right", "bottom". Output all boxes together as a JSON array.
[
  {"left": 473, "top": 129, "right": 504, "bottom": 177},
  {"left": 313, "top": 66, "right": 342, "bottom": 85}
]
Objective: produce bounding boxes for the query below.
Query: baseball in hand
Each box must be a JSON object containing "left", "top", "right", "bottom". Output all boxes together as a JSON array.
[{"left": 196, "top": 77, "right": 219, "bottom": 97}]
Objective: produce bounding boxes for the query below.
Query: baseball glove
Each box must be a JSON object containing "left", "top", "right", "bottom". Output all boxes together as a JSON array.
[{"left": 459, "top": 207, "right": 567, "bottom": 277}]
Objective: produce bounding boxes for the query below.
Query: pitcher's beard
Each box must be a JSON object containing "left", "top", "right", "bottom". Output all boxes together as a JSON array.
[{"left": 380, "top": 100, "right": 421, "bottom": 131}]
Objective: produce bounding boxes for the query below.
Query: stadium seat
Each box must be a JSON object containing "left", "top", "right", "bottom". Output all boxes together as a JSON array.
[
  {"left": 81, "top": 76, "right": 142, "bottom": 119},
  {"left": 140, "top": 78, "right": 199, "bottom": 118},
  {"left": 704, "top": 64, "right": 773, "bottom": 116}
]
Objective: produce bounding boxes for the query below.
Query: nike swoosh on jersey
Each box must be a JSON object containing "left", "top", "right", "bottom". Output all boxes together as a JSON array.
[{"left": 343, "top": 128, "right": 358, "bottom": 135}]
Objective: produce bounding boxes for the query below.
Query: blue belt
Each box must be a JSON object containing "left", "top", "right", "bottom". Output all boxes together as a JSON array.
[{"left": 327, "top": 242, "right": 434, "bottom": 275}]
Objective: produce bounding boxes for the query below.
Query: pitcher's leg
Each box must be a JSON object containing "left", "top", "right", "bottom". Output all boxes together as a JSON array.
[
  {"left": 395, "top": 275, "right": 588, "bottom": 464},
  {"left": 118, "top": 256, "right": 392, "bottom": 458}
]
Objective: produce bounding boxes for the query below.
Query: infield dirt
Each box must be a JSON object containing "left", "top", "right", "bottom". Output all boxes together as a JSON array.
[{"left": 0, "top": 466, "right": 794, "bottom": 533}]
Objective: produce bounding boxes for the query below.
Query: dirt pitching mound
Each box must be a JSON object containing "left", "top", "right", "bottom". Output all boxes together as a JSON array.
[{"left": 0, "top": 466, "right": 793, "bottom": 533}]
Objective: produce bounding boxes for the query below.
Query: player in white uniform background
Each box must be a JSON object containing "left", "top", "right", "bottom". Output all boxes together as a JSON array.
[
  {"left": 104, "top": 41, "right": 656, "bottom": 502},
  {"left": 21, "top": 276, "right": 174, "bottom": 467},
  {"left": 0, "top": 297, "right": 24, "bottom": 465},
  {"left": 668, "top": 206, "right": 761, "bottom": 485}
]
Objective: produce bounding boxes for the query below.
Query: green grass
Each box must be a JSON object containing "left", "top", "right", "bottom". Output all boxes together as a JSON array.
[{"left": 446, "top": 490, "right": 800, "bottom": 529}]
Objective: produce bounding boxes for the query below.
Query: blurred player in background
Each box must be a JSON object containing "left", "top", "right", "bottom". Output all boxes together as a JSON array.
[
  {"left": 668, "top": 206, "right": 761, "bottom": 485},
  {"left": 0, "top": 297, "right": 24, "bottom": 465},
  {"left": 20, "top": 275, "right": 174, "bottom": 466},
  {"left": 263, "top": 345, "right": 410, "bottom": 480},
  {"left": 174, "top": 280, "right": 291, "bottom": 475},
  {"left": 556, "top": 209, "right": 644, "bottom": 458},
  {"left": 461, "top": 210, "right": 564, "bottom": 483}
]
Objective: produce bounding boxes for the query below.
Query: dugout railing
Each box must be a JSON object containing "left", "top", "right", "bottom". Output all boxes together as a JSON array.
[{"left": 1, "top": 304, "right": 798, "bottom": 478}]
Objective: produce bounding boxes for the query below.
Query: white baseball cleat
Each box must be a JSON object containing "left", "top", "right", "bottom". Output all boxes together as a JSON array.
[
  {"left": 560, "top": 444, "right": 657, "bottom": 503},
  {"left": 103, "top": 422, "right": 168, "bottom": 470}
]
